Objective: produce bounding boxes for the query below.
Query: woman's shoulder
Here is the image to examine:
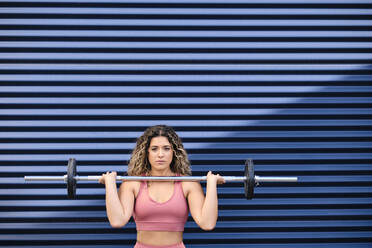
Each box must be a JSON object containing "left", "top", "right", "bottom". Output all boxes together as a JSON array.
[
  {"left": 180, "top": 176, "right": 202, "bottom": 194},
  {"left": 120, "top": 179, "right": 142, "bottom": 190},
  {"left": 119, "top": 180, "right": 142, "bottom": 198}
]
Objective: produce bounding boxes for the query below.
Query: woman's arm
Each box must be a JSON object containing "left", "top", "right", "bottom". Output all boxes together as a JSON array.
[
  {"left": 186, "top": 171, "right": 225, "bottom": 231},
  {"left": 99, "top": 172, "right": 135, "bottom": 228}
]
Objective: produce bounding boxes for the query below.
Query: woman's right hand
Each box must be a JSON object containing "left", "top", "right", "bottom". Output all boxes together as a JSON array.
[
  {"left": 206, "top": 171, "right": 225, "bottom": 185},
  {"left": 99, "top": 171, "right": 117, "bottom": 185}
]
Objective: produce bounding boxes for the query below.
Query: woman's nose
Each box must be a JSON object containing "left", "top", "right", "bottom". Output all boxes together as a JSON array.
[{"left": 158, "top": 149, "right": 164, "bottom": 157}]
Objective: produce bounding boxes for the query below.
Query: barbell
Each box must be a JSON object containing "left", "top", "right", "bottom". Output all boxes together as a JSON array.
[{"left": 24, "top": 158, "right": 298, "bottom": 200}]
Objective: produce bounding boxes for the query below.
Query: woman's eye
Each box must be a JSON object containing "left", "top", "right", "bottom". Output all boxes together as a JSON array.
[
  {"left": 151, "top": 148, "right": 157, "bottom": 151},
  {"left": 164, "top": 147, "right": 171, "bottom": 151}
]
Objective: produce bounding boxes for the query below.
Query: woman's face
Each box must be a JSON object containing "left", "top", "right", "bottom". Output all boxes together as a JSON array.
[{"left": 147, "top": 136, "right": 173, "bottom": 171}]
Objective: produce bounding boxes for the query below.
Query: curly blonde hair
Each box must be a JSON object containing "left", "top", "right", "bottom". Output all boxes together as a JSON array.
[{"left": 128, "top": 125, "right": 191, "bottom": 176}]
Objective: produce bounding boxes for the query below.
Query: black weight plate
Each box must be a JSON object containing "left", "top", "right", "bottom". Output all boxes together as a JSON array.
[
  {"left": 67, "top": 158, "right": 77, "bottom": 199},
  {"left": 244, "top": 159, "right": 255, "bottom": 200}
]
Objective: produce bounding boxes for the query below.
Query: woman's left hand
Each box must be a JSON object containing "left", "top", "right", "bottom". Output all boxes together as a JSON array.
[{"left": 206, "top": 171, "right": 225, "bottom": 185}]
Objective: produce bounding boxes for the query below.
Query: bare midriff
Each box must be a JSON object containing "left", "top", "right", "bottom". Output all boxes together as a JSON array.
[{"left": 137, "top": 230, "right": 183, "bottom": 246}]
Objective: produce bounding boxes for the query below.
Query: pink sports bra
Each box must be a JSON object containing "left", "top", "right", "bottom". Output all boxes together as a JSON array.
[{"left": 133, "top": 178, "right": 189, "bottom": 232}]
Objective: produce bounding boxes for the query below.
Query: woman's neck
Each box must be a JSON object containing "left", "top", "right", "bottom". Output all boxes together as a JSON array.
[{"left": 149, "top": 168, "right": 174, "bottom": 177}]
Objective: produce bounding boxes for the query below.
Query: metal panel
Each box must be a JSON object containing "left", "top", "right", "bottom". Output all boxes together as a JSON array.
[{"left": 0, "top": 0, "right": 371, "bottom": 247}]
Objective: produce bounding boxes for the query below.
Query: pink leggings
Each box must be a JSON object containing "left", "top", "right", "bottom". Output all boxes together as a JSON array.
[{"left": 134, "top": 241, "right": 185, "bottom": 248}]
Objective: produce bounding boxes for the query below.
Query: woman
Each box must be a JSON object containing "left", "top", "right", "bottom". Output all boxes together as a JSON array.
[{"left": 99, "top": 125, "right": 225, "bottom": 248}]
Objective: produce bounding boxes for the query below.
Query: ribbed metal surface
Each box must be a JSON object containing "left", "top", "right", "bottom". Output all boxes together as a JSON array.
[{"left": 0, "top": 0, "right": 371, "bottom": 247}]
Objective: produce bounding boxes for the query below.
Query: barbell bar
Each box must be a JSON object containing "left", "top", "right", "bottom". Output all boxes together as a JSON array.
[{"left": 24, "top": 158, "right": 298, "bottom": 200}]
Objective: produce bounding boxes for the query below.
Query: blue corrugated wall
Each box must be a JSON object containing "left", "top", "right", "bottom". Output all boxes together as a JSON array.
[{"left": 0, "top": 0, "right": 372, "bottom": 247}]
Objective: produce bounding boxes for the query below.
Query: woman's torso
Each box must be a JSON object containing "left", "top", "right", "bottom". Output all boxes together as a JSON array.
[{"left": 132, "top": 180, "right": 189, "bottom": 246}]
